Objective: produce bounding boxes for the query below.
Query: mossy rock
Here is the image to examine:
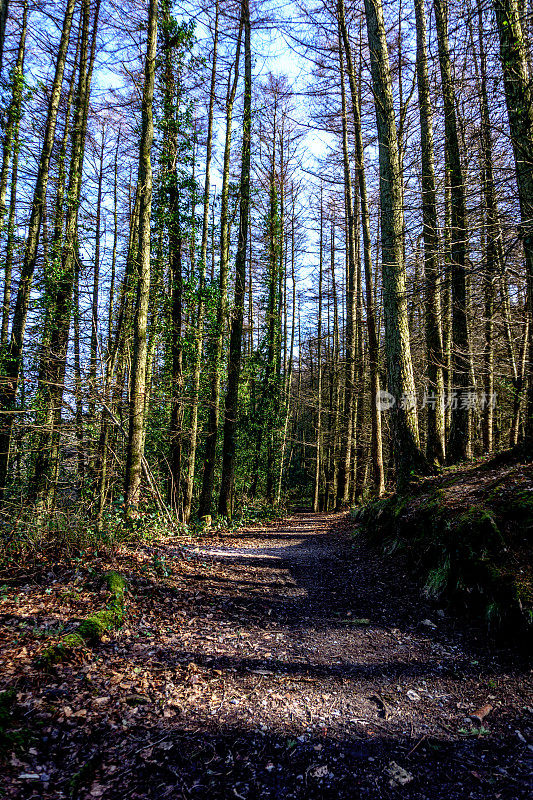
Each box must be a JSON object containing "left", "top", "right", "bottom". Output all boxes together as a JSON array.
[
  {"left": 78, "top": 610, "right": 119, "bottom": 644},
  {"left": 105, "top": 571, "right": 127, "bottom": 596},
  {"left": 38, "top": 572, "right": 127, "bottom": 667}
]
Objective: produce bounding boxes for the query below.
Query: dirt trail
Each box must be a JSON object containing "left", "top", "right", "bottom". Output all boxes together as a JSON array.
[{"left": 1, "top": 512, "right": 532, "bottom": 798}]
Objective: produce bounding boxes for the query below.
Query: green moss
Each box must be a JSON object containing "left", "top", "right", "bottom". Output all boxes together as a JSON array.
[
  {"left": 38, "top": 632, "right": 86, "bottom": 667},
  {"left": 454, "top": 505, "right": 502, "bottom": 548},
  {"left": 37, "top": 572, "right": 127, "bottom": 667},
  {"left": 424, "top": 560, "right": 451, "bottom": 598},
  {"left": 357, "top": 477, "right": 531, "bottom": 636},
  {"left": 78, "top": 610, "right": 119, "bottom": 643},
  {"left": 105, "top": 571, "right": 127, "bottom": 596}
]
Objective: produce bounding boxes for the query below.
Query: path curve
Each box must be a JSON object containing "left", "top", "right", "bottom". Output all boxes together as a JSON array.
[{"left": 152, "top": 511, "right": 532, "bottom": 799}]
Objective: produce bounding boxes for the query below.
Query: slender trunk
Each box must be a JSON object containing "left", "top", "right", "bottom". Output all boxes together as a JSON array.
[
  {"left": 313, "top": 192, "right": 323, "bottom": 512},
  {"left": 492, "top": 0, "right": 533, "bottom": 447},
  {"left": 1, "top": 1, "right": 27, "bottom": 347},
  {"left": 73, "top": 256, "right": 85, "bottom": 483},
  {"left": 32, "top": 0, "right": 99, "bottom": 509},
  {"left": 96, "top": 188, "right": 139, "bottom": 529},
  {"left": 199, "top": 18, "right": 242, "bottom": 519},
  {"left": 0, "top": 0, "right": 27, "bottom": 232},
  {"left": 433, "top": 0, "right": 472, "bottom": 462},
  {"left": 125, "top": 0, "right": 157, "bottom": 514},
  {"left": 218, "top": 0, "right": 251, "bottom": 518},
  {"left": 414, "top": 0, "right": 446, "bottom": 464},
  {"left": 276, "top": 199, "right": 297, "bottom": 507},
  {"left": 363, "top": 0, "right": 426, "bottom": 486},
  {"left": 338, "top": 1, "right": 385, "bottom": 495},
  {"left": 336, "top": 41, "right": 356, "bottom": 506},
  {"left": 89, "top": 124, "right": 106, "bottom": 431},
  {"left": 0, "top": 0, "right": 8, "bottom": 76},
  {"left": 183, "top": 0, "right": 218, "bottom": 522}
]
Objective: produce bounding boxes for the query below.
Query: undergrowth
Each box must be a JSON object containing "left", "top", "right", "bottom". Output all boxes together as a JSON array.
[
  {"left": 352, "top": 458, "right": 533, "bottom": 638},
  {"left": 0, "top": 503, "right": 179, "bottom": 569}
]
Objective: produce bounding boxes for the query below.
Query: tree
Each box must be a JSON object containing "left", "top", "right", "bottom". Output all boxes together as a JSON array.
[
  {"left": 218, "top": 0, "right": 252, "bottom": 518},
  {"left": 363, "top": 0, "right": 427, "bottom": 485},
  {"left": 125, "top": 0, "right": 158, "bottom": 515},
  {"left": 414, "top": 0, "right": 445, "bottom": 465},
  {"left": 492, "top": 0, "right": 533, "bottom": 448},
  {"left": 433, "top": 0, "right": 472, "bottom": 462}
]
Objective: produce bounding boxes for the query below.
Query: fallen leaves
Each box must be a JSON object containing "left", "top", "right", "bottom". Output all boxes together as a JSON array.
[{"left": 471, "top": 704, "right": 493, "bottom": 723}]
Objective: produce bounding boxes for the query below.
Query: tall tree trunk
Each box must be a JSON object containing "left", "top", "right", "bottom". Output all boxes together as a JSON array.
[
  {"left": 125, "top": 0, "right": 157, "bottom": 515},
  {"left": 0, "top": 0, "right": 27, "bottom": 230},
  {"left": 73, "top": 255, "right": 85, "bottom": 484},
  {"left": 492, "top": 0, "right": 533, "bottom": 447},
  {"left": 276, "top": 198, "right": 297, "bottom": 507},
  {"left": 0, "top": 0, "right": 9, "bottom": 76},
  {"left": 469, "top": 0, "right": 501, "bottom": 453},
  {"left": 363, "top": 0, "right": 426, "bottom": 486},
  {"left": 338, "top": 0, "right": 385, "bottom": 495},
  {"left": 313, "top": 190, "right": 323, "bottom": 512},
  {"left": 336, "top": 40, "right": 356, "bottom": 506},
  {"left": 265, "top": 153, "right": 281, "bottom": 503},
  {"left": 96, "top": 186, "right": 139, "bottom": 529},
  {"left": 414, "top": 0, "right": 446, "bottom": 465},
  {"left": 89, "top": 123, "right": 106, "bottom": 438},
  {"left": 31, "top": 0, "right": 99, "bottom": 509},
  {"left": 199, "top": 17, "right": 242, "bottom": 519},
  {"left": 218, "top": 0, "right": 252, "bottom": 518},
  {"left": 0, "top": 0, "right": 27, "bottom": 347},
  {"left": 433, "top": 0, "right": 472, "bottom": 462},
  {"left": 183, "top": 0, "right": 218, "bottom": 522}
]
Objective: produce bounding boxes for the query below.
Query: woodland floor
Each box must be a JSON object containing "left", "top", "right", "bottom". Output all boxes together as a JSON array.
[{"left": 0, "top": 511, "right": 532, "bottom": 799}]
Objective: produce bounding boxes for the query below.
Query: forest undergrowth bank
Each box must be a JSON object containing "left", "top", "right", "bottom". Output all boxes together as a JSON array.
[{"left": 353, "top": 451, "right": 533, "bottom": 641}]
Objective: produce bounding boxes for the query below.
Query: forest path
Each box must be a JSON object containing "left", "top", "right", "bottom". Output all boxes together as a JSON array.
[
  {"left": 130, "top": 511, "right": 531, "bottom": 798},
  {"left": 2, "top": 512, "right": 532, "bottom": 799}
]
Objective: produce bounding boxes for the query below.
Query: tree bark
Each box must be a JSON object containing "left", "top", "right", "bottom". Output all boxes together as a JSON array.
[
  {"left": 125, "top": 0, "right": 157, "bottom": 514},
  {"left": 199, "top": 16, "right": 242, "bottom": 519},
  {"left": 363, "top": 0, "right": 426, "bottom": 486},
  {"left": 183, "top": 0, "right": 219, "bottom": 522},
  {"left": 0, "top": 0, "right": 27, "bottom": 347},
  {"left": 414, "top": 0, "right": 446, "bottom": 465},
  {"left": 336, "top": 40, "right": 356, "bottom": 506},
  {"left": 492, "top": 0, "right": 533, "bottom": 447},
  {"left": 433, "top": 0, "right": 472, "bottom": 462},
  {"left": 218, "top": 0, "right": 252, "bottom": 518}
]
